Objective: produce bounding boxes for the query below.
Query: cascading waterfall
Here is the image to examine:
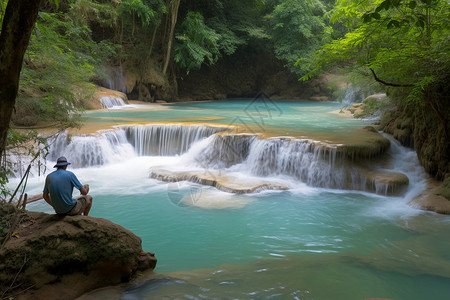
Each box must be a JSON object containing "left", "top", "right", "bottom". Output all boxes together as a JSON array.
[
  {"left": 187, "top": 133, "right": 258, "bottom": 168},
  {"left": 43, "top": 123, "right": 414, "bottom": 195},
  {"left": 48, "top": 130, "right": 135, "bottom": 168},
  {"left": 184, "top": 134, "right": 359, "bottom": 190},
  {"left": 47, "top": 125, "right": 231, "bottom": 168},
  {"left": 100, "top": 96, "right": 126, "bottom": 108},
  {"left": 245, "top": 138, "right": 349, "bottom": 189},
  {"left": 123, "top": 124, "right": 231, "bottom": 156}
]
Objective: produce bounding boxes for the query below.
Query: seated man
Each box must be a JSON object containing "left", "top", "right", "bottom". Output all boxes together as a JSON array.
[{"left": 43, "top": 156, "right": 93, "bottom": 216}]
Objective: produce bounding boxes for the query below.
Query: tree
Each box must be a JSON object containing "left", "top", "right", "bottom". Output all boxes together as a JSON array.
[
  {"left": 302, "top": 0, "right": 449, "bottom": 91},
  {"left": 162, "top": 0, "right": 180, "bottom": 75},
  {"left": 302, "top": 0, "right": 450, "bottom": 179},
  {"left": 0, "top": 0, "right": 42, "bottom": 156},
  {"left": 266, "top": 0, "right": 327, "bottom": 76}
]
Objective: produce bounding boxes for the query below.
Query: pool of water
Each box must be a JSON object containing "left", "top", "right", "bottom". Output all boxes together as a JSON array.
[
  {"left": 85, "top": 100, "right": 370, "bottom": 138},
  {"left": 21, "top": 100, "right": 450, "bottom": 299}
]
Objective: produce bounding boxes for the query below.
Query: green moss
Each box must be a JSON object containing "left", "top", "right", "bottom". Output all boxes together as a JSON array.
[
  {"left": 354, "top": 95, "right": 388, "bottom": 118},
  {"left": 439, "top": 177, "right": 450, "bottom": 200}
]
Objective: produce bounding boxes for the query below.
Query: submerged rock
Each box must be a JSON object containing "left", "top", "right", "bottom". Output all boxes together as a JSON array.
[
  {"left": 150, "top": 168, "right": 289, "bottom": 194},
  {"left": 0, "top": 210, "right": 156, "bottom": 299}
]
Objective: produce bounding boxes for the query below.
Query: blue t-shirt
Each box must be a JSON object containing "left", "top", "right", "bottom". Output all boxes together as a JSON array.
[{"left": 43, "top": 168, "right": 83, "bottom": 214}]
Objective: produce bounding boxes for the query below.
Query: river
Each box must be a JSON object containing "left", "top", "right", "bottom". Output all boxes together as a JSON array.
[{"left": 19, "top": 100, "right": 450, "bottom": 299}]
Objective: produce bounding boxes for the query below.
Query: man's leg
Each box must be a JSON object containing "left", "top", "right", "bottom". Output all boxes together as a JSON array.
[{"left": 83, "top": 195, "right": 93, "bottom": 216}]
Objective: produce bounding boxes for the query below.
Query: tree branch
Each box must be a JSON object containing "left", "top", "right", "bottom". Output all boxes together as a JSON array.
[{"left": 369, "top": 68, "right": 414, "bottom": 87}]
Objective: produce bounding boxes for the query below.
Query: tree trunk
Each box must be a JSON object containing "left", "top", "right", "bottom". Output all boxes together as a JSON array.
[
  {"left": 162, "top": 0, "right": 180, "bottom": 76},
  {"left": 0, "top": 0, "right": 41, "bottom": 155}
]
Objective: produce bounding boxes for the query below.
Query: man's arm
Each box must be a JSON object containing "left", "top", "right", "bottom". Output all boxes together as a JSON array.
[
  {"left": 43, "top": 192, "right": 52, "bottom": 207},
  {"left": 79, "top": 184, "right": 89, "bottom": 195}
]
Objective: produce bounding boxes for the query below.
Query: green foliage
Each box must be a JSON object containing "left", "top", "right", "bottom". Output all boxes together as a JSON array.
[
  {"left": 69, "top": 0, "right": 119, "bottom": 28},
  {"left": 301, "top": 0, "right": 450, "bottom": 106},
  {"left": 174, "top": 11, "right": 220, "bottom": 71},
  {"left": 354, "top": 95, "right": 389, "bottom": 118},
  {"left": 17, "top": 11, "right": 97, "bottom": 128},
  {"left": 439, "top": 176, "right": 450, "bottom": 200},
  {"left": 181, "top": 0, "right": 269, "bottom": 58},
  {"left": 1, "top": 129, "right": 50, "bottom": 201},
  {"left": 207, "top": 20, "right": 246, "bottom": 56},
  {"left": 119, "top": 0, "right": 157, "bottom": 27},
  {"left": 266, "top": 0, "right": 327, "bottom": 76}
]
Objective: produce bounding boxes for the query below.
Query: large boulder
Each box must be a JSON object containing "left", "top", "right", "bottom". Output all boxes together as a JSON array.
[{"left": 0, "top": 210, "right": 156, "bottom": 299}]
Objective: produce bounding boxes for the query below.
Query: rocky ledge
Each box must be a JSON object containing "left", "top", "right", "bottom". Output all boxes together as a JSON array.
[
  {"left": 150, "top": 168, "right": 289, "bottom": 194},
  {"left": 0, "top": 209, "right": 156, "bottom": 299}
]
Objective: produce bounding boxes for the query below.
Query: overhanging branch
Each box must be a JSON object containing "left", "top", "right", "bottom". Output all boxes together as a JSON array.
[{"left": 369, "top": 68, "right": 414, "bottom": 87}]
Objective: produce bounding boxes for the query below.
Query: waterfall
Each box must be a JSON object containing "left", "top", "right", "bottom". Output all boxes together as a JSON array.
[
  {"left": 40, "top": 124, "right": 416, "bottom": 196},
  {"left": 184, "top": 134, "right": 352, "bottom": 189},
  {"left": 100, "top": 96, "right": 126, "bottom": 108},
  {"left": 47, "top": 125, "right": 231, "bottom": 168},
  {"left": 48, "top": 130, "right": 135, "bottom": 168},
  {"left": 341, "top": 86, "right": 365, "bottom": 105},
  {"left": 102, "top": 66, "right": 126, "bottom": 93},
  {"left": 178, "top": 133, "right": 414, "bottom": 195},
  {"left": 123, "top": 124, "right": 231, "bottom": 156},
  {"left": 187, "top": 134, "right": 258, "bottom": 168},
  {"left": 245, "top": 138, "right": 348, "bottom": 189}
]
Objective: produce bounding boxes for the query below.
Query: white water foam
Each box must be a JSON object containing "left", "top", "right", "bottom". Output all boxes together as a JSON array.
[
  {"left": 100, "top": 96, "right": 127, "bottom": 109},
  {"left": 18, "top": 124, "right": 428, "bottom": 204},
  {"left": 48, "top": 129, "right": 135, "bottom": 168},
  {"left": 360, "top": 133, "right": 428, "bottom": 218}
]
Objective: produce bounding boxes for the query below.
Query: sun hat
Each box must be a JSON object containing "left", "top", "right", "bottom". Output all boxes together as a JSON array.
[{"left": 54, "top": 156, "right": 71, "bottom": 168}]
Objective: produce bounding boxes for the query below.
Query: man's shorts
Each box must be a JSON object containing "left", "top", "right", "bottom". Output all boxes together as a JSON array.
[{"left": 67, "top": 195, "right": 91, "bottom": 216}]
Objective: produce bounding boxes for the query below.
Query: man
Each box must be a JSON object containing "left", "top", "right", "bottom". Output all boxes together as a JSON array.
[{"left": 43, "top": 156, "right": 93, "bottom": 216}]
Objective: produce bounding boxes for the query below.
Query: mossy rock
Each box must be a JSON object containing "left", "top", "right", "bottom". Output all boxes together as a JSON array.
[
  {"left": 439, "top": 177, "right": 450, "bottom": 200},
  {"left": 339, "top": 126, "right": 390, "bottom": 159},
  {"left": 353, "top": 94, "right": 388, "bottom": 118}
]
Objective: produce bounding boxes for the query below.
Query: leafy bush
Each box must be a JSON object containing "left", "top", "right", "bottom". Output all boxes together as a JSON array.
[{"left": 174, "top": 11, "right": 220, "bottom": 71}]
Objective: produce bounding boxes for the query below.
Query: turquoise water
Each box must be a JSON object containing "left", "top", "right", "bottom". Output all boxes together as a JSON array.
[
  {"left": 86, "top": 100, "right": 369, "bottom": 136},
  {"left": 22, "top": 100, "right": 450, "bottom": 299}
]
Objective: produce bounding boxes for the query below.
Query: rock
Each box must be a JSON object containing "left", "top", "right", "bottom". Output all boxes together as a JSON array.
[
  {"left": 379, "top": 99, "right": 450, "bottom": 180},
  {"left": 409, "top": 179, "right": 450, "bottom": 214},
  {"left": 214, "top": 93, "right": 227, "bottom": 100},
  {"left": 309, "top": 96, "right": 330, "bottom": 102},
  {"left": 0, "top": 210, "right": 156, "bottom": 299},
  {"left": 150, "top": 168, "right": 289, "bottom": 194},
  {"left": 338, "top": 126, "right": 391, "bottom": 159},
  {"left": 361, "top": 169, "right": 409, "bottom": 196},
  {"left": 347, "top": 102, "right": 365, "bottom": 115}
]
